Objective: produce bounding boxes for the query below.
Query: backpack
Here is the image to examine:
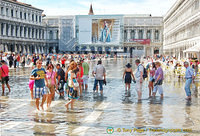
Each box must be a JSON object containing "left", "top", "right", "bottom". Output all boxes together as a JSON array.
[{"left": 138, "top": 64, "right": 148, "bottom": 79}]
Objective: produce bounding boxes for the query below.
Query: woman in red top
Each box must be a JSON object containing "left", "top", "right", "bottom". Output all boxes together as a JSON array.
[
  {"left": 0, "top": 60, "right": 11, "bottom": 95},
  {"left": 77, "top": 62, "right": 84, "bottom": 96}
]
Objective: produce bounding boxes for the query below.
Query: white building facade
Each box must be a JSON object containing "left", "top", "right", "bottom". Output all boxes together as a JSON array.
[
  {"left": 124, "top": 15, "right": 163, "bottom": 57},
  {"left": 163, "top": 0, "right": 200, "bottom": 59},
  {"left": 75, "top": 14, "right": 163, "bottom": 57},
  {"left": 0, "top": 0, "right": 46, "bottom": 54},
  {"left": 43, "top": 16, "right": 75, "bottom": 53}
]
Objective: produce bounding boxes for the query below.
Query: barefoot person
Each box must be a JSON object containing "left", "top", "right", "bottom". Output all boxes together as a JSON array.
[
  {"left": 92, "top": 60, "right": 106, "bottom": 95},
  {"left": 65, "top": 64, "right": 79, "bottom": 110},
  {"left": 0, "top": 60, "right": 11, "bottom": 95},
  {"left": 152, "top": 62, "right": 164, "bottom": 99},
  {"left": 46, "top": 64, "right": 57, "bottom": 108},
  {"left": 148, "top": 62, "right": 156, "bottom": 98},
  {"left": 135, "top": 59, "right": 144, "bottom": 100},
  {"left": 183, "top": 61, "right": 195, "bottom": 100},
  {"left": 30, "top": 59, "right": 48, "bottom": 110},
  {"left": 123, "top": 63, "right": 135, "bottom": 95}
]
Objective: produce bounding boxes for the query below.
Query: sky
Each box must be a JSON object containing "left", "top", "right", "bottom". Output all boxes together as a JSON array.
[{"left": 18, "top": 0, "right": 177, "bottom": 16}]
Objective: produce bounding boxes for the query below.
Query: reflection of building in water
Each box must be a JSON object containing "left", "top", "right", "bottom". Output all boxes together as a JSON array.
[{"left": 163, "top": 0, "right": 200, "bottom": 59}]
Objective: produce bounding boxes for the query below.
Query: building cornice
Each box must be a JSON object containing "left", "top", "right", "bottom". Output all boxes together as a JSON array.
[{"left": 3, "top": 0, "right": 43, "bottom": 12}]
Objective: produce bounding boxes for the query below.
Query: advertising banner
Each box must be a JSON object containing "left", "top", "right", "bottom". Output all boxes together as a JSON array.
[{"left": 129, "top": 39, "right": 151, "bottom": 45}]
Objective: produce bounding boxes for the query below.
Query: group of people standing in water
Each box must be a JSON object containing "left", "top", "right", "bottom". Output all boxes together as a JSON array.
[{"left": 123, "top": 59, "right": 164, "bottom": 100}]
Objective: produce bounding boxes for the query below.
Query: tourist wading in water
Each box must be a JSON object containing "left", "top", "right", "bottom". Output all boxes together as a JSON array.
[
  {"left": 30, "top": 59, "right": 48, "bottom": 111},
  {"left": 123, "top": 63, "right": 135, "bottom": 96}
]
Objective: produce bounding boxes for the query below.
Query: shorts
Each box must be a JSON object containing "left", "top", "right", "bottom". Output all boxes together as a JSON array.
[
  {"left": 82, "top": 75, "right": 89, "bottom": 85},
  {"left": 29, "top": 80, "right": 34, "bottom": 90},
  {"left": 153, "top": 85, "right": 163, "bottom": 95},
  {"left": 58, "top": 80, "right": 65, "bottom": 93},
  {"left": 136, "top": 80, "right": 143, "bottom": 92},
  {"left": 35, "top": 87, "right": 47, "bottom": 99},
  {"left": 68, "top": 87, "right": 79, "bottom": 99},
  {"left": 1, "top": 76, "right": 9, "bottom": 84},
  {"left": 149, "top": 77, "right": 154, "bottom": 82}
]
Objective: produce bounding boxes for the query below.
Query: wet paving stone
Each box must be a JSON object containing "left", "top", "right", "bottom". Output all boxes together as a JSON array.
[{"left": 0, "top": 58, "right": 200, "bottom": 135}]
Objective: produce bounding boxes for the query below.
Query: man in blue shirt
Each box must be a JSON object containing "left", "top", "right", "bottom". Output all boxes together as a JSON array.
[
  {"left": 184, "top": 61, "right": 195, "bottom": 100},
  {"left": 30, "top": 59, "right": 48, "bottom": 110}
]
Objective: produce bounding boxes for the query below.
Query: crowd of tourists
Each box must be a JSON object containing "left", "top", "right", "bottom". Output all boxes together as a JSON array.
[{"left": 0, "top": 51, "right": 199, "bottom": 111}]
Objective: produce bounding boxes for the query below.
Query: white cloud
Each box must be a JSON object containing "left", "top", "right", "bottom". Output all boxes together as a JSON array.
[{"left": 18, "top": 0, "right": 176, "bottom": 16}]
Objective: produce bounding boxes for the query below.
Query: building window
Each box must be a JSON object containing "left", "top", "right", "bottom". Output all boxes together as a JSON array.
[
  {"left": 139, "top": 30, "right": 143, "bottom": 39},
  {"left": 6, "top": 8, "right": 8, "bottom": 16},
  {"left": 6, "top": 24, "right": 9, "bottom": 36},
  {"left": 1, "top": 7, "right": 3, "bottom": 15},
  {"left": 131, "top": 30, "right": 135, "bottom": 39},
  {"left": 32, "top": 14, "right": 34, "bottom": 21},
  {"left": 155, "top": 30, "right": 159, "bottom": 40},
  {"left": 39, "top": 16, "right": 41, "bottom": 22},
  {"left": 11, "top": 25, "right": 14, "bottom": 36},
  {"left": 1, "top": 23, "right": 4, "bottom": 35},
  {"left": 36, "top": 29, "right": 38, "bottom": 39},
  {"left": 24, "top": 13, "right": 26, "bottom": 20},
  {"left": 32, "top": 28, "right": 34, "bottom": 38},
  {"left": 24, "top": 27, "right": 26, "bottom": 37},
  {"left": 20, "top": 26, "right": 23, "bottom": 37},
  {"left": 20, "top": 12, "right": 22, "bottom": 19},
  {"left": 124, "top": 30, "right": 127, "bottom": 41},
  {"left": 147, "top": 30, "right": 151, "bottom": 39},
  {"left": 28, "top": 13, "right": 30, "bottom": 20},
  {"left": 16, "top": 10, "right": 18, "bottom": 18},
  {"left": 28, "top": 28, "right": 30, "bottom": 38},
  {"left": 49, "top": 30, "right": 53, "bottom": 40},
  {"left": 15, "top": 26, "right": 18, "bottom": 37},
  {"left": 56, "top": 30, "right": 59, "bottom": 39},
  {"left": 36, "top": 15, "right": 38, "bottom": 22},
  {"left": 11, "top": 9, "right": 13, "bottom": 17}
]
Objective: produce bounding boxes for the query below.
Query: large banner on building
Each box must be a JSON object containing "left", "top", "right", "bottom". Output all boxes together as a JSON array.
[
  {"left": 129, "top": 39, "right": 151, "bottom": 45},
  {"left": 92, "top": 19, "right": 120, "bottom": 44}
]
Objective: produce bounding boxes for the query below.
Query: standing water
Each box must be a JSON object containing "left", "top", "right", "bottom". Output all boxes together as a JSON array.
[{"left": 0, "top": 58, "right": 200, "bottom": 135}]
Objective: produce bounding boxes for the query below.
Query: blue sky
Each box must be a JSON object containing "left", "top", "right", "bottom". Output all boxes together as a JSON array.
[{"left": 19, "top": 0, "right": 176, "bottom": 16}]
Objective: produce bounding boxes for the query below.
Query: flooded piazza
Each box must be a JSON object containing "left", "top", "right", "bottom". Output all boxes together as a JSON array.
[{"left": 0, "top": 58, "right": 200, "bottom": 136}]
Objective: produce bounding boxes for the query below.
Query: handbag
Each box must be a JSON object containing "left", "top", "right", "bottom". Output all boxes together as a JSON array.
[{"left": 1, "top": 67, "right": 9, "bottom": 82}]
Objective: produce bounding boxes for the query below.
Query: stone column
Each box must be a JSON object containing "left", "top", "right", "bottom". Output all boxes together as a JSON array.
[
  {"left": 127, "top": 29, "right": 130, "bottom": 41},
  {"left": 3, "top": 23, "right": 6, "bottom": 36},
  {"left": 8, "top": 24, "right": 11, "bottom": 36},
  {"left": 17, "top": 26, "right": 20, "bottom": 37},
  {"left": 13, "top": 25, "right": 16, "bottom": 37},
  {"left": 5, "top": 44, "right": 8, "bottom": 52},
  {"left": 15, "top": 45, "right": 17, "bottom": 52},
  {"left": 151, "top": 29, "right": 155, "bottom": 42},
  {"left": 21, "top": 26, "right": 24, "bottom": 38},
  {"left": 135, "top": 29, "right": 138, "bottom": 39},
  {"left": 143, "top": 29, "right": 146, "bottom": 39},
  {"left": 30, "top": 27, "right": 32, "bottom": 39}
]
